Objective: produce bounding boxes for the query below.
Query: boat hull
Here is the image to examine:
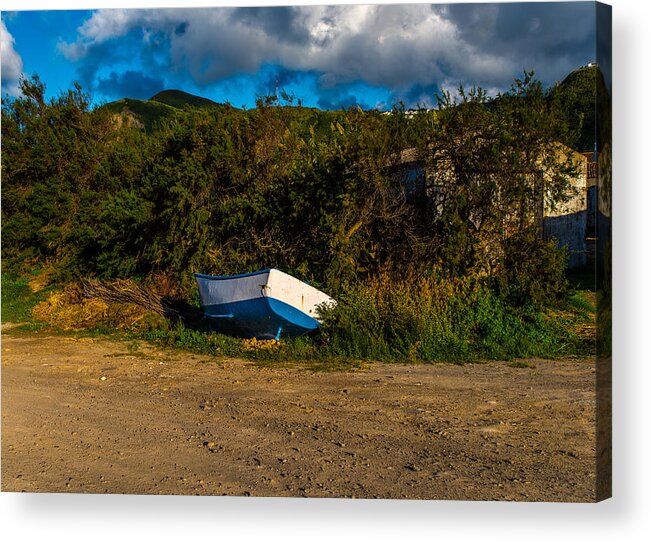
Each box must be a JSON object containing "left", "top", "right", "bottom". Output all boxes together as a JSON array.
[{"left": 195, "top": 269, "right": 334, "bottom": 339}]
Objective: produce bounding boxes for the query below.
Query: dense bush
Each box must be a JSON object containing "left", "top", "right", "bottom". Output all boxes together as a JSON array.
[
  {"left": 2, "top": 74, "right": 577, "bottom": 292},
  {"left": 497, "top": 227, "right": 569, "bottom": 308},
  {"left": 314, "top": 273, "right": 586, "bottom": 362},
  {"left": 1, "top": 72, "right": 594, "bottom": 361}
]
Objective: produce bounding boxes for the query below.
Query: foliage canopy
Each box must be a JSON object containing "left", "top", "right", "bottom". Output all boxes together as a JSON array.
[{"left": 2, "top": 71, "right": 587, "bottom": 311}]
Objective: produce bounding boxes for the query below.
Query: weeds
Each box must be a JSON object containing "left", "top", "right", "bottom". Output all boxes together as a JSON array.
[
  {"left": 140, "top": 326, "right": 247, "bottom": 358},
  {"left": 1, "top": 274, "right": 50, "bottom": 323},
  {"left": 2, "top": 271, "right": 595, "bottom": 366},
  {"left": 312, "top": 274, "right": 594, "bottom": 363}
]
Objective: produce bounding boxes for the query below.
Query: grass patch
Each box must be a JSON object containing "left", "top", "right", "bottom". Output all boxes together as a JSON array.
[
  {"left": 1, "top": 273, "right": 51, "bottom": 323},
  {"left": 139, "top": 326, "right": 248, "bottom": 358},
  {"left": 2, "top": 322, "right": 50, "bottom": 334},
  {"left": 309, "top": 274, "right": 595, "bottom": 364},
  {"left": 2, "top": 270, "right": 596, "bottom": 369},
  {"left": 567, "top": 290, "right": 596, "bottom": 314}
]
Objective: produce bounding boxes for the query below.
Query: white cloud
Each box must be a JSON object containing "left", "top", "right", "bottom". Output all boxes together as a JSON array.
[
  {"left": 57, "top": 3, "right": 595, "bottom": 104},
  {"left": 78, "top": 8, "right": 134, "bottom": 42},
  {"left": 1, "top": 18, "right": 24, "bottom": 96},
  {"left": 57, "top": 6, "right": 517, "bottom": 92}
]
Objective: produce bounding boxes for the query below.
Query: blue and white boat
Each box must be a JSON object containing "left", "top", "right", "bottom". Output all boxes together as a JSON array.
[{"left": 195, "top": 269, "right": 336, "bottom": 340}]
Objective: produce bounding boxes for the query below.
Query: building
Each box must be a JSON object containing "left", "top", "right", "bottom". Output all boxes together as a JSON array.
[
  {"left": 393, "top": 143, "right": 595, "bottom": 269},
  {"left": 541, "top": 146, "right": 589, "bottom": 268}
]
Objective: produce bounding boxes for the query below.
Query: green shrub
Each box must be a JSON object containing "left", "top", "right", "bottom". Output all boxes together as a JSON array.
[
  {"left": 497, "top": 228, "right": 569, "bottom": 308},
  {"left": 1, "top": 273, "right": 49, "bottom": 323},
  {"left": 314, "top": 273, "right": 588, "bottom": 363}
]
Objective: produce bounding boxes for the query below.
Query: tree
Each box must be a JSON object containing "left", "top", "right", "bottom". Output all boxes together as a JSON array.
[
  {"left": 1, "top": 76, "right": 114, "bottom": 274},
  {"left": 412, "top": 72, "right": 579, "bottom": 284}
]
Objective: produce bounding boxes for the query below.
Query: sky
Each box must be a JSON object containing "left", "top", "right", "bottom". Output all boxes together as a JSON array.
[{"left": 1, "top": 2, "right": 598, "bottom": 110}]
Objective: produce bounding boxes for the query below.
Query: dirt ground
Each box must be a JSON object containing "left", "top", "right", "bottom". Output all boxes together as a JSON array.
[{"left": 1, "top": 329, "right": 597, "bottom": 501}]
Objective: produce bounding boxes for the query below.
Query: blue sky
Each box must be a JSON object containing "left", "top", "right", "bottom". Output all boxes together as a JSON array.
[{"left": 1, "top": 3, "right": 597, "bottom": 110}]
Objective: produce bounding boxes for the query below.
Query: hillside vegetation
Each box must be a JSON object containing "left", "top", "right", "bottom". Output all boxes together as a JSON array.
[
  {"left": 1, "top": 70, "right": 599, "bottom": 362},
  {"left": 102, "top": 66, "right": 601, "bottom": 150},
  {"left": 150, "top": 89, "right": 220, "bottom": 109}
]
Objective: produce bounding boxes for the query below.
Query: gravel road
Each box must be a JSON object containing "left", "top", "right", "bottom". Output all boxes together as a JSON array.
[{"left": 1, "top": 332, "right": 597, "bottom": 501}]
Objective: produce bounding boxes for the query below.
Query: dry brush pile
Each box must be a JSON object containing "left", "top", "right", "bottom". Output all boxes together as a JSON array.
[{"left": 31, "top": 279, "right": 171, "bottom": 332}]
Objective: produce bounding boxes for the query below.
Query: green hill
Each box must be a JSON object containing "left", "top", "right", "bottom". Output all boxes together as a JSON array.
[
  {"left": 103, "top": 90, "right": 236, "bottom": 131},
  {"left": 150, "top": 89, "right": 219, "bottom": 109},
  {"left": 103, "top": 98, "right": 179, "bottom": 130},
  {"left": 102, "top": 65, "right": 605, "bottom": 143}
]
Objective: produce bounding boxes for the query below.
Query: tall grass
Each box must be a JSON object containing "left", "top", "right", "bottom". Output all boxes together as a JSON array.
[
  {"left": 312, "top": 273, "right": 592, "bottom": 362},
  {"left": 1, "top": 274, "right": 49, "bottom": 323},
  {"left": 2, "top": 270, "right": 593, "bottom": 364}
]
